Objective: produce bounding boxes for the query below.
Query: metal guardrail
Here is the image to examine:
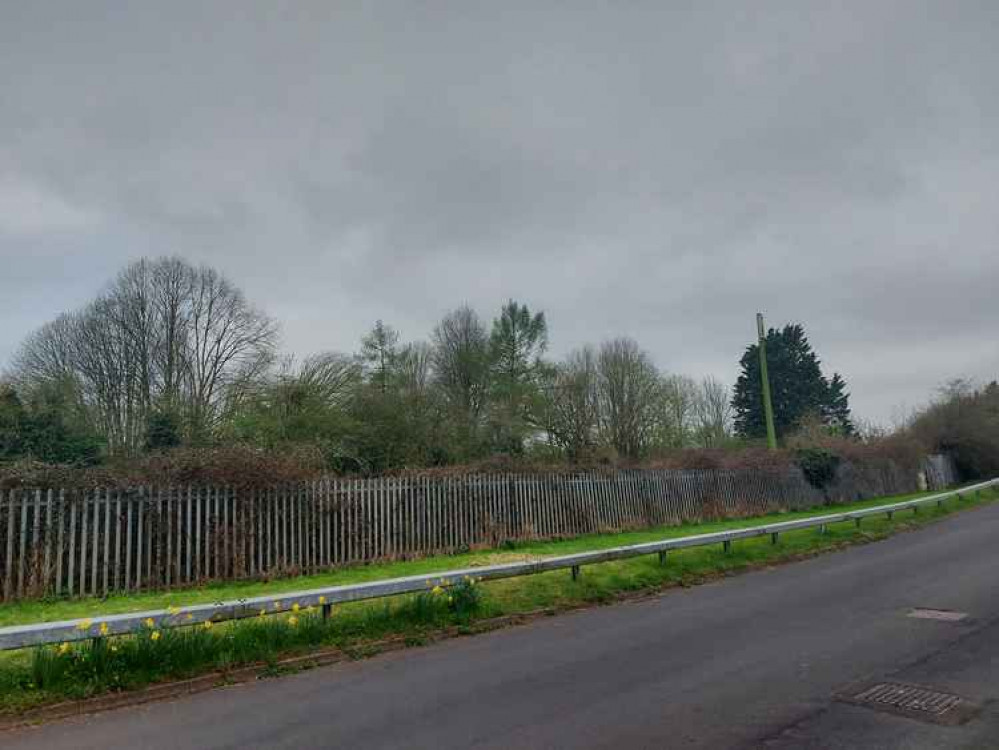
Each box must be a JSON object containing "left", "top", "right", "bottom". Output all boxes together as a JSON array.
[{"left": 1, "top": 479, "right": 996, "bottom": 651}]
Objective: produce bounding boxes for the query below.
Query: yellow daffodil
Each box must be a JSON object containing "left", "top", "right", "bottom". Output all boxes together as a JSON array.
[
  {"left": 151, "top": 631, "right": 161, "bottom": 642},
  {"left": 318, "top": 596, "right": 326, "bottom": 605},
  {"left": 305, "top": 606, "right": 315, "bottom": 614},
  {"left": 431, "top": 585, "right": 444, "bottom": 596},
  {"left": 76, "top": 618, "right": 93, "bottom": 631},
  {"left": 447, "top": 596, "right": 454, "bottom": 604},
  {"left": 145, "top": 618, "right": 155, "bottom": 629},
  {"left": 167, "top": 606, "right": 180, "bottom": 616},
  {"left": 58, "top": 642, "right": 70, "bottom": 655},
  {"left": 99, "top": 622, "right": 109, "bottom": 636},
  {"left": 288, "top": 616, "right": 298, "bottom": 627},
  {"left": 185, "top": 613, "right": 194, "bottom": 621},
  {"left": 202, "top": 620, "right": 213, "bottom": 630},
  {"left": 292, "top": 603, "right": 300, "bottom": 613},
  {"left": 110, "top": 644, "right": 118, "bottom": 653},
  {"left": 258, "top": 609, "right": 266, "bottom": 617}
]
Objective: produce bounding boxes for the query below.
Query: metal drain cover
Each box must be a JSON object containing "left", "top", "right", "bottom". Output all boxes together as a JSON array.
[
  {"left": 908, "top": 608, "right": 968, "bottom": 622},
  {"left": 838, "top": 681, "right": 980, "bottom": 725}
]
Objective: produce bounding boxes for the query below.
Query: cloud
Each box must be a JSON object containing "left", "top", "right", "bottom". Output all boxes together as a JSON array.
[
  {"left": 0, "top": 179, "right": 100, "bottom": 236},
  {"left": 1, "top": 1, "right": 997, "bottom": 423}
]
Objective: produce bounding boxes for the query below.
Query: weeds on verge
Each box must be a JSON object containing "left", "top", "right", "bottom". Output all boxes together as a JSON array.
[{"left": 13, "top": 577, "right": 485, "bottom": 703}]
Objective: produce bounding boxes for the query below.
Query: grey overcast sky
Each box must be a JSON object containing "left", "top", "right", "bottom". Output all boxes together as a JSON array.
[{"left": 1, "top": 1, "right": 997, "bottom": 425}]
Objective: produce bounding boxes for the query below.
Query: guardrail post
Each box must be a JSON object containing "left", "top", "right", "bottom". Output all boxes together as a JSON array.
[
  {"left": 887, "top": 511, "right": 893, "bottom": 521},
  {"left": 855, "top": 518, "right": 861, "bottom": 529},
  {"left": 819, "top": 524, "right": 827, "bottom": 535},
  {"left": 770, "top": 532, "right": 778, "bottom": 545},
  {"left": 322, "top": 603, "right": 332, "bottom": 620},
  {"left": 658, "top": 551, "right": 667, "bottom": 566},
  {"left": 571, "top": 565, "right": 580, "bottom": 581},
  {"left": 722, "top": 540, "right": 731, "bottom": 554}
]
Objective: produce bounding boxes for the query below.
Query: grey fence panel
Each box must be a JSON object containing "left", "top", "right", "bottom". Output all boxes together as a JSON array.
[
  {"left": 1, "top": 477, "right": 992, "bottom": 652},
  {"left": 0, "top": 456, "right": 959, "bottom": 602}
]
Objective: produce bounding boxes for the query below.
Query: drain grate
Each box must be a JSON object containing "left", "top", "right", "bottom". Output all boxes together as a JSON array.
[
  {"left": 838, "top": 681, "right": 980, "bottom": 725},
  {"left": 853, "top": 683, "right": 962, "bottom": 715},
  {"left": 908, "top": 608, "right": 968, "bottom": 622}
]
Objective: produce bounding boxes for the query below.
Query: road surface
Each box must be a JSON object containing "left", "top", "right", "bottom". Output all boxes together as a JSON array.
[{"left": 6, "top": 502, "right": 999, "bottom": 749}]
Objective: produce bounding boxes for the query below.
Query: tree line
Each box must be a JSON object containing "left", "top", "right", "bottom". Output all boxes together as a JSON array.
[{"left": 2, "top": 256, "right": 862, "bottom": 472}]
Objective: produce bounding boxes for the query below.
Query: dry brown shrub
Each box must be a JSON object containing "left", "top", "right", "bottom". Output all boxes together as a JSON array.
[{"left": 0, "top": 444, "right": 325, "bottom": 490}]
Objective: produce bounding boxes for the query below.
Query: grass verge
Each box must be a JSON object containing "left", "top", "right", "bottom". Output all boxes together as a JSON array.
[
  {"left": 0, "top": 485, "right": 995, "bottom": 716},
  {"left": 0, "top": 487, "right": 965, "bottom": 628}
]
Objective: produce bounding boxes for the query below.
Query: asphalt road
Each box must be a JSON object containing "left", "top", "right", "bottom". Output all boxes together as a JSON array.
[{"left": 7, "top": 502, "right": 999, "bottom": 749}]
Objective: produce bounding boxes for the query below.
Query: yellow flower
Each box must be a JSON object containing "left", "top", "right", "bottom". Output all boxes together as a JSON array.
[
  {"left": 305, "top": 605, "right": 315, "bottom": 614},
  {"left": 99, "top": 622, "right": 109, "bottom": 636},
  {"left": 273, "top": 601, "right": 281, "bottom": 611},
  {"left": 58, "top": 642, "right": 70, "bottom": 655},
  {"left": 110, "top": 644, "right": 118, "bottom": 653},
  {"left": 202, "top": 620, "right": 213, "bottom": 630},
  {"left": 145, "top": 618, "right": 155, "bottom": 629},
  {"left": 151, "top": 631, "right": 161, "bottom": 642},
  {"left": 258, "top": 609, "right": 266, "bottom": 617},
  {"left": 447, "top": 596, "right": 453, "bottom": 604},
  {"left": 167, "top": 606, "right": 180, "bottom": 616},
  {"left": 287, "top": 616, "right": 299, "bottom": 627},
  {"left": 76, "top": 618, "right": 93, "bottom": 631},
  {"left": 431, "top": 586, "right": 444, "bottom": 596},
  {"left": 318, "top": 596, "right": 326, "bottom": 605},
  {"left": 292, "top": 603, "right": 300, "bottom": 613}
]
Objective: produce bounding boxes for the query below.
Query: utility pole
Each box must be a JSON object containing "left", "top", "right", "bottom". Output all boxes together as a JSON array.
[{"left": 757, "top": 313, "right": 778, "bottom": 450}]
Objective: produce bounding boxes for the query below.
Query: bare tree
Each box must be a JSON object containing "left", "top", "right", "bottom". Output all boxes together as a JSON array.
[
  {"left": 10, "top": 313, "right": 78, "bottom": 388},
  {"left": 692, "top": 376, "right": 732, "bottom": 447},
  {"left": 397, "top": 342, "right": 434, "bottom": 396},
  {"left": 185, "top": 264, "right": 278, "bottom": 436},
  {"left": 11, "top": 257, "right": 278, "bottom": 454},
  {"left": 72, "top": 296, "right": 136, "bottom": 452},
  {"left": 296, "top": 352, "right": 363, "bottom": 409},
  {"left": 151, "top": 257, "right": 194, "bottom": 409},
  {"left": 543, "top": 346, "right": 600, "bottom": 460},
  {"left": 657, "top": 374, "right": 698, "bottom": 449},
  {"left": 432, "top": 306, "right": 490, "bottom": 443},
  {"left": 596, "top": 338, "right": 660, "bottom": 459}
]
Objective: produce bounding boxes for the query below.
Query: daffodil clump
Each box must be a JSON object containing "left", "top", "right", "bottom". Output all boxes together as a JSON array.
[
  {"left": 411, "top": 575, "right": 483, "bottom": 623},
  {"left": 11, "top": 577, "right": 485, "bottom": 708},
  {"left": 22, "top": 608, "right": 321, "bottom": 699}
]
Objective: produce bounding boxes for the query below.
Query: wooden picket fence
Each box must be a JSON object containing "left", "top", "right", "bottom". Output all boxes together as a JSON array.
[{"left": 0, "top": 460, "right": 944, "bottom": 602}]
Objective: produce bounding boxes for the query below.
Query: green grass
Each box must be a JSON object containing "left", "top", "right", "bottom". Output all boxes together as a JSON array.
[
  {"left": 0, "top": 486, "right": 965, "bottom": 629},
  {"left": 0, "top": 484, "right": 996, "bottom": 716}
]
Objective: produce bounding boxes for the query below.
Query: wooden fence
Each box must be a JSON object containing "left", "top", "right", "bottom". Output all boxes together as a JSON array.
[{"left": 0, "top": 459, "right": 944, "bottom": 602}]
